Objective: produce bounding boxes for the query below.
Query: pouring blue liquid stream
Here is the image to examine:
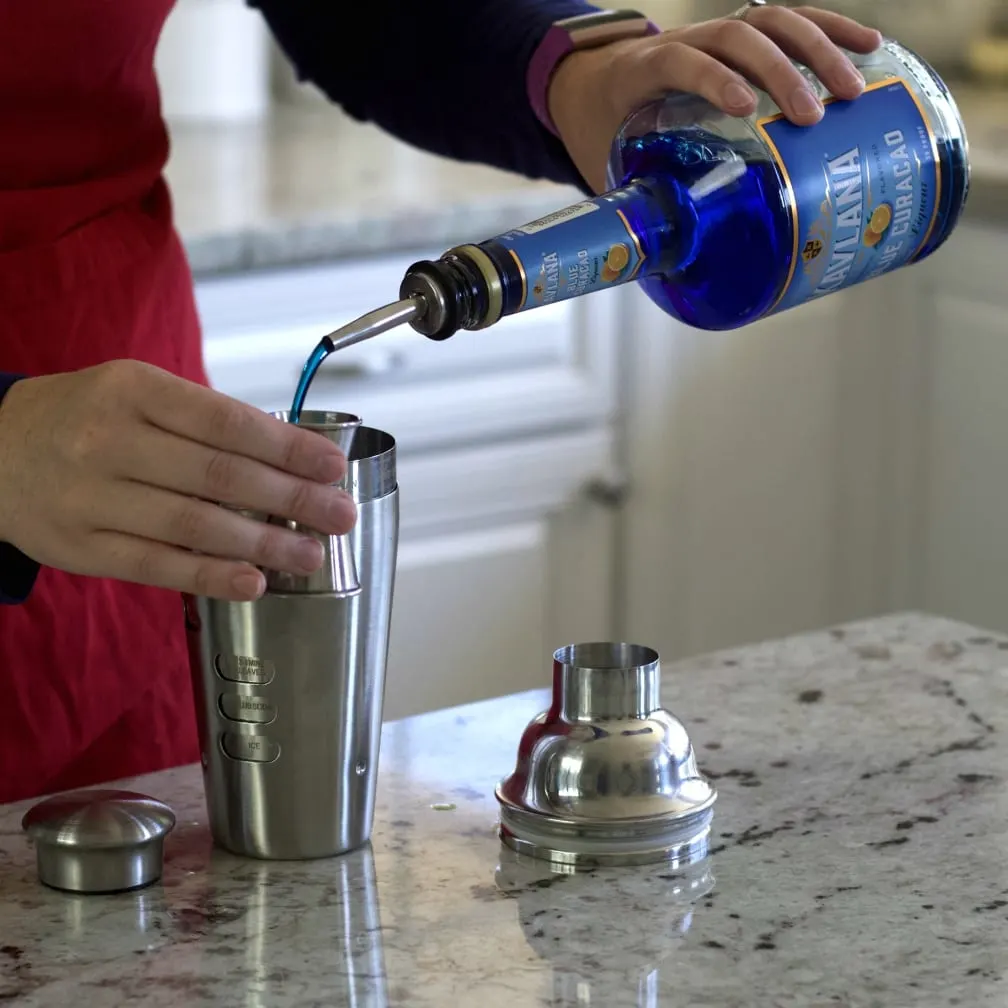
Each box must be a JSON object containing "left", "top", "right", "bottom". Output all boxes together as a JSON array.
[{"left": 289, "top": 338, "right": 334, "bottom": 424}]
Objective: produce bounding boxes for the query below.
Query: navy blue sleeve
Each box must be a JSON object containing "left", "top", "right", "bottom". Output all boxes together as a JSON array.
[
  {"left": 0, "top": 374, "right": 40, "bottom": 605},
  {"left": 250, "top": 0, "right": 599, "bottom": 188}
]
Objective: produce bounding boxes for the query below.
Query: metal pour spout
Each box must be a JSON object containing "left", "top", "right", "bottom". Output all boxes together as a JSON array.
[
  {"left": 288, "top": 296, "right": 428, "bottom": 426},
  {"left": 321, "top": 296, "right": 427, "bottom": 356}
]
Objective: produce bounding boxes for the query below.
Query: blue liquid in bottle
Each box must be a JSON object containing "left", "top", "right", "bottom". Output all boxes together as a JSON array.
[
  {"left": 615, "top": 131, "right": 790, "bottom": 329},
  {"left": 610, "top": 43, "right": 969, "bottom": 330},
  {"left": 613, "top": 125, "right": 967, "bottom": 331}
]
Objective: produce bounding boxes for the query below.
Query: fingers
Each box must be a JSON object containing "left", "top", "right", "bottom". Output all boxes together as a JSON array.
[
  {"left": 682, "top": 19, "right": 825, "bottom": 124},
  {"left": 789, "top": 6, "right": 883, "bottom": 53},
  {"left": 616, "top": 39, "right": 759, "bottom": 120},
  {"left": 116, "top": 425, "right": 356, "bottom": 535},
  {"left": 138, "top": 366, "right": 347, "bottom": 485},
  {"left": 658, "top": 5, "right": 883, "bottom": 125},
  {"left": 87, "top": 529, "right": 266, "bottom": 601},
  {"left": 89, "top": 481, "right": 332, "bottom": 578},
  {"left": 745, "top": 5, "right": 867, "bottom": 100}
]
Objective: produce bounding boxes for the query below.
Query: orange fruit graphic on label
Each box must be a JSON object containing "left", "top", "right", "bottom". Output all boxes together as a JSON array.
[
  {"left": 869, "top": 204, "right": 892, "bottom": 234},
  {"left": 606, "top": 243, "right": 630, "bottom": 272}
]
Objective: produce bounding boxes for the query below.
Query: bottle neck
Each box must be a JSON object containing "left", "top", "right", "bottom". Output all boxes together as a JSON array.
[
  {"left": 483, "top": 182, "right": 667, "bottom": 317},
  {"left": 398, "top": 181, "right": 676, "bottom": 340},
  {"left": 398, "top": 252, "right": 492, "bottom": 340}
]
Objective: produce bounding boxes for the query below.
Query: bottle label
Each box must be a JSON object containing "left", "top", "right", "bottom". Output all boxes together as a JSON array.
[
  {"left": 491, "top": 190, "right": 646, "bottom": 311},
  {"left": 759, "top": 78, "right": 941, "bottom": 315}
]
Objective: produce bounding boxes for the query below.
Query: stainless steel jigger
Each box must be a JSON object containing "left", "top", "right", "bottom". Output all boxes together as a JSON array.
[
  {"left": 267, "top": 410, "right": 362, "bottom": 597},
  {"left": 496, "top": 642, "right": 717, "bottom": 867}
]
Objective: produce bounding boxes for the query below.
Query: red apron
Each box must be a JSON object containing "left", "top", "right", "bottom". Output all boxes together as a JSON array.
[{"left": 0, "top": 1, "right": 203, "bottom": 802}]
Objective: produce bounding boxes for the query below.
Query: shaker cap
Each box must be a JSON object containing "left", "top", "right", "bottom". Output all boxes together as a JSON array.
[
  {"left": 495, "top": 642, "right": 717, "bottom": 867},
  {"left": 22, "top": 788, "right": 175, "bottom": 894}
]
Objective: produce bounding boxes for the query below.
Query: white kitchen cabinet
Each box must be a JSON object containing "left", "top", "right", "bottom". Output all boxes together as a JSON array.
[
  {"left": 618, "top": 264, "right": 921, "bottom": 662},
  {"left": 618, "top": 217, "right": 1008, "bottom": 660},
  {"left": 388, "top": 522, "right": 548, "bottom": 722},
  {"left": 195, "top": 257, "right": 620, "bottom": 716},
  {"left": 902, "top": 223, "right": 1008, "bottom": 634},
  {"left": 384, "top": 428, "right": 618, "bottom": 719}
]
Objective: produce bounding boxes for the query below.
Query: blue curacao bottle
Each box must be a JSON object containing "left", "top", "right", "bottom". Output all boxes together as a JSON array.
[
  {"left": 291, "top": 40, "right": 971, "bottom": 421},
  {"left": 399, "top": 39, "right": 970, "bottom": 339}
]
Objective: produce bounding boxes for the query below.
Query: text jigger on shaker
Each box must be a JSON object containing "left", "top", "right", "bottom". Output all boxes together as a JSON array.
[{"left": 185, "top": 412, "right": 399, "bottom": 859}]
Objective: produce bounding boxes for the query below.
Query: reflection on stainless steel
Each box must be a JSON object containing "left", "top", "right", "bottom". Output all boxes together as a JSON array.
[
  {"left": 186, "top": 426, "right": 399, "bottom": 859},
  {"left": 21, "top": 789, "right": 176, "bottom": 894},
  {"left": 53, "top": 886, "right": 163, "bottom": 951},
  {"left": 496, "top": 847, "right": 713, "bottom": 1008},
  {"left": 234, "top": 844, "right": 388, "bottom": 1007},
  {"left": 266, "top": 409, "right": 362, "bottom": 597},
  {"left": 496, "top": 642, "right": 717, "bottom": 866}
]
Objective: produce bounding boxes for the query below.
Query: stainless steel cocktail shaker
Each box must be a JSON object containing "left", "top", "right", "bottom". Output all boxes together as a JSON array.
[{"left": 185, "top": 412, "right": 398, "bottom": 859}]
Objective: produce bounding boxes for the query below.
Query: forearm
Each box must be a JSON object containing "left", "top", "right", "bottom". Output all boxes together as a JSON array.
[
  {"left": 0, "top": 375, "right": 39, "bottom": 604},
  {"left": 250, "top": 0, "right": 601, "bottom": 187}
]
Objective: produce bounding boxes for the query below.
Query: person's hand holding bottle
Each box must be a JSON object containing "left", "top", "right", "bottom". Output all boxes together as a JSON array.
[{"left": 548, "top": 5, "right": 883, "bottom": 192}]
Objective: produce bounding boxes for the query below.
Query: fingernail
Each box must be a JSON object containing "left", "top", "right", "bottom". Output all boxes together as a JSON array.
[
  {"left": 791, "top": 86, "right": 824, "bottom": 119},
  {"left": 294, "top": 537, "right": 325, "bottom": 572},
  {"left": 327, "top": 491, "right": 356, "bottom": 529},
  {"left": 232, "top": 570, "right": 265, "bottom": 600},
  {"left": 841, "top": 66, "right": 866, "bottom": 92},
  {"left": 723, "top": 81, "right": 756, "bottom": 111}
]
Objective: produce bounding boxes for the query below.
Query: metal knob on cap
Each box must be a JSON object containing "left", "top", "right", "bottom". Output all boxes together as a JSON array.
[
  {"left": 21, "top": 789, "right": 176, "bottom": 894},
  {"left": 495, "top": 642, "right": 717, "bottom": 867}
]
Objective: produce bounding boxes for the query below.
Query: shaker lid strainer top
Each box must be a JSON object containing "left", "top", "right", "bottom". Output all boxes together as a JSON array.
[
  {"left": 495, "top": 642, "right": 717, "bottom": 867},
  {"left": 22, "top": 788, "right": 176, "bottom": 894}
]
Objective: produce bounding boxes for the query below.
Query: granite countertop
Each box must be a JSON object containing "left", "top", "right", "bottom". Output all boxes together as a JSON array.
[
  {"left": 165, "top": 86, "right": 1008, "bottom": 278},
  {"left": 2, "top": 611, "right": 1007, "bottom": 1006}
]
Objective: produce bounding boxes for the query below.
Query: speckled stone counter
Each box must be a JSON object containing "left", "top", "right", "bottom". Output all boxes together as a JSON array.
[
  {"left": 165, "top": 87, "right": 1008, "bottom": 278},
  {"left": 2, "top": 612, "right": 1007, "bottom": 1006}
]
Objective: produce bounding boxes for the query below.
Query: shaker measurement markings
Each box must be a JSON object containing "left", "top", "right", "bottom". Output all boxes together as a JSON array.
[{"left": 215, "top": 653, "right": 275, "bottom": 685}]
